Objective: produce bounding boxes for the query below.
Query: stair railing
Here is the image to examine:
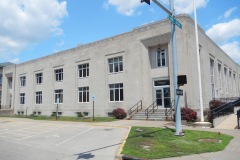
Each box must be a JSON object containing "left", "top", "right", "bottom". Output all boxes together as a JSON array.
[
  {"left": 128, "top": 100, "right": 142, "bottom": 116},
  {"left": 145, "top": 100, "right": 157, "bottom": 119},
  {"left": 165, "top": 99, "right": 174, "bottom": 119},
  {"left": 210, "top": 98, "right": 240, "bottom": 123}
]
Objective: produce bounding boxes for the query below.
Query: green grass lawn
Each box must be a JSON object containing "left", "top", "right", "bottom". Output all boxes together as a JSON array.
[
  {"left": 122, "top": 126, "right": 233, "bottom": 159},
  {"left": 2, "top": 115, "right": 117, "bottom": 122}
]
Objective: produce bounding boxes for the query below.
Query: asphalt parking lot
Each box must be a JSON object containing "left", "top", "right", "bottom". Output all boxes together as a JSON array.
[{"left": 0, "top": 118, "right": 129, "bottom": 160}]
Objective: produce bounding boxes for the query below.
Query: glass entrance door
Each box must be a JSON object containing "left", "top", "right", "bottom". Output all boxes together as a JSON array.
[
  {"left": 156, "top": 89, "right": 162, "bottom": 106},
  {"left": 155, "top": 87, "right": 170, "bottom": 108}
]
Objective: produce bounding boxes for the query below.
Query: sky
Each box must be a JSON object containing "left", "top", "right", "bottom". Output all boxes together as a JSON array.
[{"left": 0, "top": 0, "right": 240, "bottom": 64}]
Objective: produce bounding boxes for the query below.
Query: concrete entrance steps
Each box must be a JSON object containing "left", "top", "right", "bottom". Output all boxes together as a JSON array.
[
  {"left": 131, "top": 108, "right": 167, "bottom": 121},
  {"left": 215, "top": 114, "right": 237, "bottom": 129}
]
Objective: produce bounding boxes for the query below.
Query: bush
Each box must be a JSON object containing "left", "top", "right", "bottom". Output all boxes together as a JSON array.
[
  {"left": 112, "top": 108, "right": 127, "bottom": 119},
  {"left": 181, "top": 108, "right": 197, "bottom": 122},
  {"left": 209, "top": 100, "right": 226, "bottom": 110},
  {"left": 77, "top": 112, "right": 83, "bottom": 118},
  {"left": 174, "top": 107, "right": 197, "bottom": 122}
]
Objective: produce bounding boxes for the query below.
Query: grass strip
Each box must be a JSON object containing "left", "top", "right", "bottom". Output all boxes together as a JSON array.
[{"left": 121, "top": 126, "right": 233, "bottom": 159}]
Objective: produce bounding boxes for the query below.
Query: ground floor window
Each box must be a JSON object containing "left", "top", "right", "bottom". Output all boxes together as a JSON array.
[
  {"left": 20, "top": 93, "right": 25, "bottom": 104},
  {"left": 109, "top": 83, "right": 123, "bottom": 102},
  {"left": 78, "top": 87, "right": 89, "bottom": 103},
  {"left": 36, "top": 91, "right": 42, "bottom": 104},
  {"left": 55, "top": 89, "right": 63, "bottom": 103}
]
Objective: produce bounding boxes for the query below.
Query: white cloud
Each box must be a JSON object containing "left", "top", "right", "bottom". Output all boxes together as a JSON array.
[
  {"left": 220, "top": 41, "right": 240, "bottom": 64},
  {"left": 105, "top": 0, "right": 142, "bottom": 16},
  {"left": 106, "top": 0, "right": 208, "bottom": 16},
  {"left": 206, "top": 19, "right": 240, "bottom": 43},
  {"left": 174, "top": 0, "right": 208, "bottom": 14},
  {"left": 0, "top": 0, "right": 67, "bottom": 62},
  {"left": 224, "top": 7, "right": 237, "bottom": 18}
]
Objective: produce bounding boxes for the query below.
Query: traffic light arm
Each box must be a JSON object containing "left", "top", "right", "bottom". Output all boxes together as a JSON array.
[{"left": 152, "top": 0, "right": 172, "bottom": 15}]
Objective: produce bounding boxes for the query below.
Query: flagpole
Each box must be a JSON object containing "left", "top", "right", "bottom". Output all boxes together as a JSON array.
[{"left": 193, "top": 0, "right": 204, "bottom": 122}]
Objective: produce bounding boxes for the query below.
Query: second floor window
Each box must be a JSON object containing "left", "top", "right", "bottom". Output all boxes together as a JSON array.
[
  {"left": 108, "top": 57, "right": 123, "bottom": 73},
  {"left": 55, "top": 69, "right": 63, "bottom": 81},
  {"left": 78, "top": 64, "right": 89, "bottom": 78},
  {"left": 36, "top": 91, "right": 42, "bottom": 104},
  {"left": 55, "top": 89, "right": 63, "bottom": 103},
  {"left": 156, "top": 49, "right": 166, "bottom": 67},
  {"left": 36, "top": 73, "right": 43, "bottom": 84},
  {"left": 20, "top": 76, "right": 26, "bottom": 87},
  {"left": 20, "top": 93, "right": 25, "bottom": 104}
]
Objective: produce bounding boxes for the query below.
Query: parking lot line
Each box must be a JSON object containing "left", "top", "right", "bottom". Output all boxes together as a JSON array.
[
  {"left": 56, "top": 127, "right": 94, "bottom": 147},
  {"left": 18, "top": 125, "right": 68, "bottom": 140}
]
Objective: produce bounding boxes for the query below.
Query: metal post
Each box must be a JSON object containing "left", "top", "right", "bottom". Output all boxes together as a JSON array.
[
  {"left": 193, "top": 0, "right": 204, "bottom": 122},
  {"left": 170, "top": 0, "right": 183, "bottom": 136},
  {"left": 56, "top": 98, "right": 59, "bottom": 120},
  {"left": 93, "top": 100, "right": 95, "bottom": 121}
]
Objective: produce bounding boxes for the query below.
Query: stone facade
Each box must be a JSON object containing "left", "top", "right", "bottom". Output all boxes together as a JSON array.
[{"left": 1, "top": 14, "right": 240, "bottom": 117}]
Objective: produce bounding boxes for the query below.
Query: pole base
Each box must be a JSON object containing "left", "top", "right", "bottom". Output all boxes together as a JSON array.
[{"left": 193, "top": 122, "right": 212, "bottom": 128}]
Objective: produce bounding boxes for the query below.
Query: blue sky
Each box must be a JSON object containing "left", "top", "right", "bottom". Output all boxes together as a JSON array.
[{"left": 0, "top": 0, "right": 240, "bottom": 64}]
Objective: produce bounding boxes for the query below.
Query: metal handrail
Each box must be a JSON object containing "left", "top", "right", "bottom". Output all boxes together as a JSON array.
[
  {"left": 211, "top": 98, "right": 240, "bottom": 122},
  {"left": 128, "top": 100, "right": 142, "bottom": 116},
  {"left": 145, "top": 100, "right": 157, "bottom": 119},
  {"left": 165, "top": 99, "right": 174, "bottom": 119}
]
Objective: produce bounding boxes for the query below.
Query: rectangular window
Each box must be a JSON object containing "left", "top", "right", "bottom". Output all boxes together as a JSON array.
[
  {"left": 210, "top": 59, "right": 215, "bottom": 98},
  {"left": 109, "top": 83, "right": 124, "bottom": 102},
  {"left": 55, "top": 89, "right": 63, "bottom": 103},
  {"left": 78, "top": 64, "right": 89, "bottom": 78},
  {"left": 156, "top": 49, "right": 166, "bottom": 67},
  {"left": 36, "top": 91, "right": 42, "bottom": 104},
  {"left": 78, "top": 87, "right": 89, "bottom": 102},
  {"left": 0, "top": 74, "right": 2, "bottom": 84},
  {"left": 108, "top": 57, "right": 123, "bottom": 73},
  {"left": 224, "top": 67, "right": 228, "bottom": 94},
  {"left": 218, "top": 64, "right": 222, "bottom": 93},
  {"left": 55, "top": 69, "right": 63, "bottom": 81},
  {"left": 229, "top": 71, "right": 232, "bottom": 95},
  {"left": 36, "top": 73, "right": 43, "bottom": 84},
  {"left": 20, "top": 93, "right": 25, "bottom": 104},
  {"left": 20, "top": 76, "right": 26, "bottom": 87}
]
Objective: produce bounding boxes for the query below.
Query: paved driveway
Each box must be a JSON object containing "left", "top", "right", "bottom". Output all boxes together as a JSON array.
[{"left": 0, "top": 118, "right": 129, "bottom": 160}]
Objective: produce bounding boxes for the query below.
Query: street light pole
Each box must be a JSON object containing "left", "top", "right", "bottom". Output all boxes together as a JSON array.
[
  {"left": 141, "top": 0, "right": 183, "bottom": 135},
  {"left": 169, "top": 0, "right": 183, "bottom": 136}
]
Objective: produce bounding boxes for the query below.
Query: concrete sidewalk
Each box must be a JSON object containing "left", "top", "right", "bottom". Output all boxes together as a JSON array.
[{"left": 98, "top": 120, "right": 240, "bottom": 160}]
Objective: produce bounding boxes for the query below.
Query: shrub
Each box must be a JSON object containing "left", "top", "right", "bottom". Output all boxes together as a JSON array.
[
  {"left": 181, "top": 108, "right": 197, "bottom": 122},
  {"left": 77, "top": 112, "right": 83, "bottom": 118},
  {"left": 174, "top": 107, "right": 197, "bottom": 122},
  {"left": 112, "top": 108, "right": 127, "bottom": 119},
  {"left": 51, "top": 112, "right": 56, "bottom": 117},
  {"left": 209, "top": 100, "right": 226, "bottom": 110}
]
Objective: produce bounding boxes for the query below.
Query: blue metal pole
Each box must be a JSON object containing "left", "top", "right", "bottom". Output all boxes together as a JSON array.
[{"left": 170, "top": 0, "right": 183, "bottom": 136}]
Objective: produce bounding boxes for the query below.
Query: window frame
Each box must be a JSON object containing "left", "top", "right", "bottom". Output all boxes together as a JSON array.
[
  {"left": 55, "top": 68, "right": 63, "bottom": 82},
  {"left": 78, "top": 86, "right": 89, "bottom": 103},
  {"left": 20, "top": 76, "right": 26, "bottom": 87},
  {"left": 35, "top": 91, "right": 42, "bottom": 104},
  {"left": 108, "top": 56, "right": 123, "bottom": 74},
  {"left": 78, "top": 63, "right": 89, "bottom": 78},
  {"left": 54, "top": 89, "right": 63, "bottom": 104},
  {"left": 156, "top": 48, "right": 166, "bottom": 67},
  {"left": 36, "top": 73, "right": 43, "bottom": 84},
  {"left": 20, "top": 93, "right": 25, "bottom": 104},
  {"left": 109, "top": 83, "right": 124, "bottom": 102}
]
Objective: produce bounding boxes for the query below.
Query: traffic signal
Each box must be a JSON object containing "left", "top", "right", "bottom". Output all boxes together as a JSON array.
[
  {"left": 141, "top": 0, "right": 150, "bottom": 5},
  {"left": 177, "top": 75, "right": 187, "bottom": 85}
]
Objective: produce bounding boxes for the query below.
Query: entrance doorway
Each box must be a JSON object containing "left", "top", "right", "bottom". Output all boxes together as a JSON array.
[
  {"left": 153, "top": 80, "right": 171, "bottom": 108},
  {"left": 155, "top": 87, "right": 170, "bottom": 108}
]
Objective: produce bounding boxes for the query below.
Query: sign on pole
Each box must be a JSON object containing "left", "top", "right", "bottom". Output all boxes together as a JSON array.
[{"left": 168, "top": 15, "right": 182, "bottom": 29}]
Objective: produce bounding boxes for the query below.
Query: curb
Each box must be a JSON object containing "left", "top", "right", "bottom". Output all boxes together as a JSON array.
[{"left": 115, "top": 126, "right": 132, "bottom": 160}]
